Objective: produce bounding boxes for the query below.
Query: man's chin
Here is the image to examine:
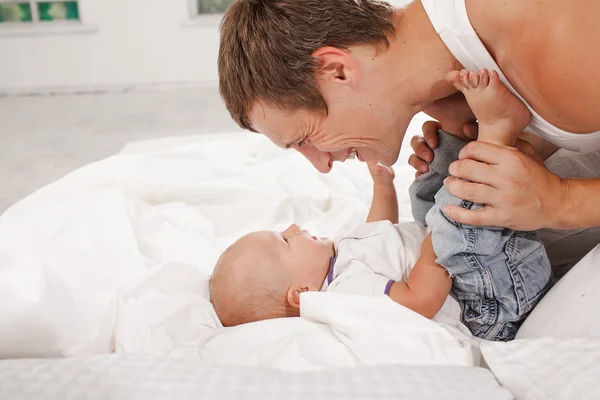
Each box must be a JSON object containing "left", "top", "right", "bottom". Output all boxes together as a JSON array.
[
  {"left": 361, "top": 151, "right": 399, "bottom": 166},
  {"left": 387, "top": 153, "right": 400, "bottom": 166}
]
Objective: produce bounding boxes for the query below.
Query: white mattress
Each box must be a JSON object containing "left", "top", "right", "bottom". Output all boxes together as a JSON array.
[{"left": 0, "top": 354, "right": 512, "bottom": 400}]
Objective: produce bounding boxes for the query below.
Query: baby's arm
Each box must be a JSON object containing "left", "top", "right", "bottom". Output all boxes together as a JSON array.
[
  {"left": 387, "top": 233, "right": 451, "bottom": 318},
  {"left": 366, "top": 162, "right": 399, "bottom": 224}
]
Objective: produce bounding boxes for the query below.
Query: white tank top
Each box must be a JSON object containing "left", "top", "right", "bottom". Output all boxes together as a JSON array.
[{"left": 421, "top": 0, "right": 600, "bottom": 153}]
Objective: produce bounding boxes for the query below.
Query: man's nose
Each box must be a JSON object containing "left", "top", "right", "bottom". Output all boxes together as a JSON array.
[{"left": 297, "top": 144, "right": 332, "bottom": 173}]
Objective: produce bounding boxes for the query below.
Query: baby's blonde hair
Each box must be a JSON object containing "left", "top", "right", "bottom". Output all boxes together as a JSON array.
[{"left": 209, "top": 234, "right": 298, "bottom": 326}]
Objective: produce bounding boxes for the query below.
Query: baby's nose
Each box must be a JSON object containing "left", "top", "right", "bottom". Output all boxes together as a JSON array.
[{"left": 285, "top": 224, "right": 301, "bottom": 235}]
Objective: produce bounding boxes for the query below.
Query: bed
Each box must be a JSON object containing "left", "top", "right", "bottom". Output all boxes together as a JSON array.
[{"left": 0, "top": 114, "right": 598, "bottom": 399}]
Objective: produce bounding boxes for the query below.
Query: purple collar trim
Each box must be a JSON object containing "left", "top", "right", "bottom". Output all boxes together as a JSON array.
[
  {"left": 384, "top": 279, "right": 394, "bottom": 296},
  {"left": 327, "top": 257, "right": 335, "bottom": 284}
]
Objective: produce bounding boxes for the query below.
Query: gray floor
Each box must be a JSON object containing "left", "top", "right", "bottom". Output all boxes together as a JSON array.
[{"left": 0, "top": 86, "right": 238, "bottom": 214}]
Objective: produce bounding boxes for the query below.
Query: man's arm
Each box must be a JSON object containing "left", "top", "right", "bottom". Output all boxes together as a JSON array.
[
  {"left": 388, "top": 233, "right": 452, "bottom": 318},
  {"left": 560, "top": 178, "right": 600, "bottom": 229},
  {"left": 366, "top": 162, "right": 399, "bottom": 224}
]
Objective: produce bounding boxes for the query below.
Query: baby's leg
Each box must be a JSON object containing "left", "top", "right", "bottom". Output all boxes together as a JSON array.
[
  {"left": 409, "top": 131, "right": 468, "bottom": 225},
  {"left": 448, "top": 69, "right": 531, "bottom": 147},
  {"left": 425, "top": 187, "right": 552, "bottom": 341}
]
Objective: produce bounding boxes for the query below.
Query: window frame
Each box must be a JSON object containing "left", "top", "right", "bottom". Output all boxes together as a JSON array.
[
  {"left": 0, "top": 0, "right": 97, "bottom": 37},
  {"left": 182, "top": 0, "right": 230, "bottom": 29},
  {"left": 191, "top": 0, "right": 233, "bottom": 16}
]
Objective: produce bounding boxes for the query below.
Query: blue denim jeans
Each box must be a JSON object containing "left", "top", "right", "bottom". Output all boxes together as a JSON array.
[{"left": 409, "top": 131, "right": 553, "bottom": 341}]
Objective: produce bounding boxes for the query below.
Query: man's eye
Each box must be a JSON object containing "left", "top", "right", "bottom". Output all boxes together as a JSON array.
[{"left": 298, "top": 134, "right": 311, "bottom": 147}]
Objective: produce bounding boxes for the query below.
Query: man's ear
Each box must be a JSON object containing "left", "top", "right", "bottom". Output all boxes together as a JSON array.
[
  {"left": 286, "top": 285, "right": 319, "bottom": 309},
  {"left": 312, "top": 46, "right": 362, "bottom": 88}
]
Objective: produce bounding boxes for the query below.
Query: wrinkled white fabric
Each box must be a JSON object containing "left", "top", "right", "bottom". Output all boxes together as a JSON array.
[{"left": 0, "top": 114, "right": 477, "bottom": 368}]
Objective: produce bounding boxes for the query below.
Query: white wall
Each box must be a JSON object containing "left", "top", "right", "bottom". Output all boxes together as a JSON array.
[
  {"left": 0, "top": 0, "right": 221, "bottom": 93},
  {"left": 0, "top": 0, "right": 412, "bottom": 94}
]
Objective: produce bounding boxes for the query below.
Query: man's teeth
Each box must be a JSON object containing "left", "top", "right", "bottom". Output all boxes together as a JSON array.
[{"left": 348, "top": 148, "right": 358, "bottom": 160}]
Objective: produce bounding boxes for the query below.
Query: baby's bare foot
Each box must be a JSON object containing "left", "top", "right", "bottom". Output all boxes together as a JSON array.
[
  {"left": 422, "top": 92, "right": 476, "bottom": 140},
  {"left": 447, "top": 69, "right": 531, "bottom": 147}
]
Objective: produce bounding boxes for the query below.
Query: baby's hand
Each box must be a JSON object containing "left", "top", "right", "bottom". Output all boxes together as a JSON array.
[{"left": 368, "top": 161, "right": 395, "bottom": 186}]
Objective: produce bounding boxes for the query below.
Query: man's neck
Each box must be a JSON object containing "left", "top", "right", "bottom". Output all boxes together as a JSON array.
[{"left": 388, "top": 0, "right": 463, "bottom": 112}]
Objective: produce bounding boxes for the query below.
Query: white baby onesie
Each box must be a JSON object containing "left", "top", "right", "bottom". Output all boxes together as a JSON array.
[
  {"left": 320, "top": 220, "right": 428, "bottom": 295},
  {"left": 319, "top": 219, "right": 465, "bottom": 330}
]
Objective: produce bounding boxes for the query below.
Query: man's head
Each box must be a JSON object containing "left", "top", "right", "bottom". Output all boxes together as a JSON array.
[
  {"left": 210, "top": 224, "right": 334, "bottom": 326},
  {"left": 219, "top": 0, "right": 416, "bottom": 172}
]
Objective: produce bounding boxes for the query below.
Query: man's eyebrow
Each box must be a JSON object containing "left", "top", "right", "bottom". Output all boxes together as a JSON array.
[
  {"left": 284, "top": 139, "right": 298, "bottom": 150},
  {"left": 284, "top": 132, "right": 309, "bottom": 149}
]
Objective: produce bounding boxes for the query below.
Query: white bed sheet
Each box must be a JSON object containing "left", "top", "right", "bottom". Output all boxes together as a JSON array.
[
  {"left": 0, "top": 354, "right": 513, "bottom": 400},
  {"left": 481, "top": 338, "right": 600, "bottom": 399},
  {"left": 0, "top": 113, "right": 479, "bottom": 369}
]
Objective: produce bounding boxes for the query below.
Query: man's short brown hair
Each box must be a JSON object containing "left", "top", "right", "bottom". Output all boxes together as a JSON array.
[{"left": 218, "top": 0, "right": 397, "bottom": 131}]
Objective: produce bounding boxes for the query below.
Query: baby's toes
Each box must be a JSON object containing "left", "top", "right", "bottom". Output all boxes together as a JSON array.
[
  {"left": 479, "top": 69, "right": 490, "bottom": 87},
  {"left": 468, "top": 70, "right": 480, "bottom": 89},
  {"left": 489, "top": 70, "right": 501, "bottom": 89},
  {"left": 460, "top": 70, "right": 471, "bottom": 89},
  {"left": 447, "top": 70, "right": 465, "bottom": 91}
]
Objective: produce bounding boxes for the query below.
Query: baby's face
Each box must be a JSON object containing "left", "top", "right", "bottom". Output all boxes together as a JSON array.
[{"left": 240, "top": 224, "right": 334, "bottom": 289}]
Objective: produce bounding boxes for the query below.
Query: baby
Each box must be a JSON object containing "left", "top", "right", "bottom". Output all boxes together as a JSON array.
[
  {"left": 211, "top": 69, "right": 552, "bottom": 340},
  {"left": 210, "top": 161, "right": 452, "bottom": 327}
]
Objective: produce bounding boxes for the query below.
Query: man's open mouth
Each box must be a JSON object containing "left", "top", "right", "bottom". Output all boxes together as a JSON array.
[{"left": 347, "top": 148, "right": 358, "bottom": 160}]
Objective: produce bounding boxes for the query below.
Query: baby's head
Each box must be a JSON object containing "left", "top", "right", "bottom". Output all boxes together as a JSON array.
[{"left": 210, "top": 224, "right": 334, "bottom": 326}]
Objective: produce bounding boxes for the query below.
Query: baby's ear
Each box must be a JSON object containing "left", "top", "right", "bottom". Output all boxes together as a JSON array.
[{"left": 286, "top": 285, "right": 319, "bottom": 309}]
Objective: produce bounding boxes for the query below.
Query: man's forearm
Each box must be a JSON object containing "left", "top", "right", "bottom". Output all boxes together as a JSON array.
[
  {"left": 367, "top": 185, "right": 399, "bottom": 224},
  {"left": 559, "top": 178, "right": 600, "bottom": 229}
]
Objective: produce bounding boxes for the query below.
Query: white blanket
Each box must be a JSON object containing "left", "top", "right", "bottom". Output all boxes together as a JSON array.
[{"left": 0, "top": 114, "right": 477, "bottom": 369}]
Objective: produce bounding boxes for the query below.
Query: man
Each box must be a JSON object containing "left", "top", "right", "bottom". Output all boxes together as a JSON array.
[{"left": 217, "top": 0, "right": 600, "bottom": 271}]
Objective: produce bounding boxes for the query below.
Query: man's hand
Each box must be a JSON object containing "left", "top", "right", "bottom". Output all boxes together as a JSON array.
[
  {"left": 443, "top": 140, "right": 569, "bottom": 230},
  {"left": 409, "top": 120, "right": 479, "bottom": 178}
]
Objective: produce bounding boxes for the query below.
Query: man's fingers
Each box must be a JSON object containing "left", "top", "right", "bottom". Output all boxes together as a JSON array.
[
  {"left": 444, "top": 177, "right": 497, "bottom": 204},
  {"left": 410, "top": 135, "right": 426, "bottom": 150},
  {"left": 410, "top": 136, "right": 434, "bottom": 163},
  {"left": 441, "top": 204, "right": 499, "bottom": 227},
  {"left": 463, "top": 122, "right": 479, "bottom": 139},
  {"left": 447, "top": 159, "right": 499, "bottom": 188},
  {"left": 408, "top": 153, "right": 430, "bottom": 174},
  {"left": 458, "top": 141, "right": 517, "bottom": 165},
  {"left": 422, "top": 121, "right": 441, "bottom": 149}
]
